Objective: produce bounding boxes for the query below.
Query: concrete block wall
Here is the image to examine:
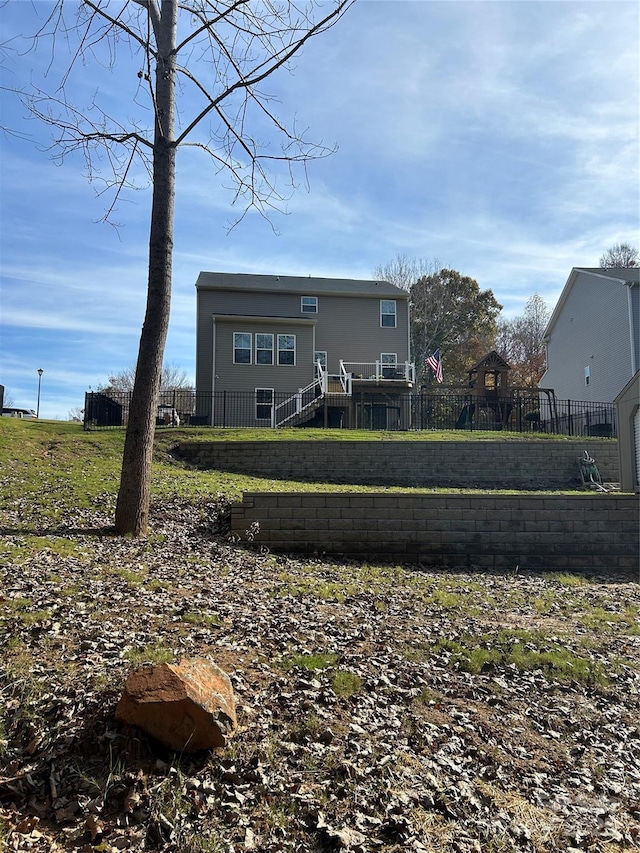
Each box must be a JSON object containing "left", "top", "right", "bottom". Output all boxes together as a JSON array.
[
  {"left": 177, "top": 439, "right": 620, "bottom": 489},
  {"left": 231, "top": 492, "right": 639, "bottom": 573}
]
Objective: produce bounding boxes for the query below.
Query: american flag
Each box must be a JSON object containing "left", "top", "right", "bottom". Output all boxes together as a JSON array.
[{"left": 425, "top": 349, "right": 443, "bottom": 383}]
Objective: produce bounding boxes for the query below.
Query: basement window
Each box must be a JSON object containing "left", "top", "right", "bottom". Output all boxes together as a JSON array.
[{"left": 255, "top": 388, "right": 274, "bottom": 421}]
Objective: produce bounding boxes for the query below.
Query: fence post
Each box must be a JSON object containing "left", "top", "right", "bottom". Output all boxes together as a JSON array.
[{"left": 567, "top": 399, "right": 572, "bottom": 436}]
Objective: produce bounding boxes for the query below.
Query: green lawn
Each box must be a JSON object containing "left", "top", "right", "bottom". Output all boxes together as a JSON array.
[{"left": 1, "top": 418, "right": 599, "bottom": 533}]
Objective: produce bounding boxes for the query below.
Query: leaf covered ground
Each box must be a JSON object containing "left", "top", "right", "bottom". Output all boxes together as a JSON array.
[{"left": 1, "top": 421, "right": 639, "bottom": 852}]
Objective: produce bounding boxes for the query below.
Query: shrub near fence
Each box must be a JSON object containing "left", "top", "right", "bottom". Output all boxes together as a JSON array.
[{"left": 83, "top": 391, "right": 618, "bottom": 438}]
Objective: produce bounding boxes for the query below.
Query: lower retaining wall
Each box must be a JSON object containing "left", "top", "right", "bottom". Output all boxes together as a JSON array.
[
  {"left": 231, "top": 492, "right": 639, "bottom": 574},
  {"left": 177, "top": 439, "right": 620, "bottom": 489}
]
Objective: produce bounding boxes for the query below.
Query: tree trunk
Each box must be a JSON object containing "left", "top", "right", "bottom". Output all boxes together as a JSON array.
[{"left": 115, "top": 0, "right": 177, "bottom": 536}]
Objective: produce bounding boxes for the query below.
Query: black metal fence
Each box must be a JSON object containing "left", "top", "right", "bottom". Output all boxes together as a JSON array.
[{"left": 83, "top": 390, "right": 617, "bottom": 438}]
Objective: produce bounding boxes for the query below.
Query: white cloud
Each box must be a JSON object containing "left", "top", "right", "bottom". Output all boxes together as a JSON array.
[{"left": 1, "top": 0, "right": 638, "bottom": 415}]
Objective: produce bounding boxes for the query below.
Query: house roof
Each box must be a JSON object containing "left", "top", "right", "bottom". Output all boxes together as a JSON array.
[
  {"left": 613, "top": 369, "right": 640, "bottom": 405},
  {"left": 543, "top": 266, "right": 639, "bottom": 340},
  {"left": 468, "top": 350, "right": 511, "bottom": 372},
  {"left": 195, "top": 271, "right": 409, "bottom": 299},
  {"left": 575, "top": 267, "right": 640, "bottom": 283}
]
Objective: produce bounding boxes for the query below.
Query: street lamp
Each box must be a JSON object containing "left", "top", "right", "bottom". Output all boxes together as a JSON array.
[{"left": 36, "top": 369, "right": 43, "bottom": 418}]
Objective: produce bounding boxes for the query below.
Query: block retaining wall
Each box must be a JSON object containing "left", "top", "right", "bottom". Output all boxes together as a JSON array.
[
  {"left": 176, "top": 439, "right": 620, "bottom": 489},
  {"left": 231, "top": 493, "right": 639, "bottom": 573}
]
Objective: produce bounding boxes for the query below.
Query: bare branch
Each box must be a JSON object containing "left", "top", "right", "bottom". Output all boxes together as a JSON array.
[
  {"left": 83, "top": 0, "right": 155, "bottom": 55},
  {"left": 25, "top": 87, "right": 153, "bottom": 152},
  {"left": 175, "top": 0, "right": 354, "bottom": 146},
  {"left": 175, "top": 0, "right": 251, "bottom": 54},
  {"left": 132, "top": 0, "right": 163, "bottom": 43}
]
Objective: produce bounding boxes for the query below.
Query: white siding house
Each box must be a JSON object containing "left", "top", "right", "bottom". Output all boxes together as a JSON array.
[{"left": 541, "top": 267, "right": 640, "bottom": 403}]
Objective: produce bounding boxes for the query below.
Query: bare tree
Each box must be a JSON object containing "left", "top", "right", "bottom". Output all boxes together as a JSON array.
[
  {"left": 496, "top": 293, "right": 551, "bottom": 386},
  {"left": 100, "top": 363, "right": 192, "bottom": 394},
  {"left": 373, "top": 254, "right": 442, "bottom": 293},
  {"left": 599, "top": 242, "right": 638, "bottom": 268},
  {"left": 68, "top": 406, "right": 84, "bottom": 422},
  {"left": 12, "top": 0, "right": 353, "bottom": 535}
]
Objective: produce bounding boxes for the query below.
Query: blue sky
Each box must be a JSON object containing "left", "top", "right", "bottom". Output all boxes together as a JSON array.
[{"left": 1, "top": 0, "right": 638, "bottom": 418}]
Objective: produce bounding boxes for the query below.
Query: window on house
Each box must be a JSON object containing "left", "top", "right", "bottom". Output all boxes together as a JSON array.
[
  {"left": 585, "top": 366, "right": 590, "bottom": 386},
  {"left": 255, "top": 388, "right": 274, "bottom": 420},
  {"left": 301, "top": 296, "right": 318, "bottom": 313},
  {"left": 381, "top": 353, "right": 397, "bottom": 378},
  {"left": 256, "top": 333, "right": 274, "bottom": 365},
  {"left": 278, "top": 334, "right": 296, "bottom": 365},
  {"left": 233, "top": 332, "right": 252, "bottom": 364},
  {"left": 380, "top": 300, "right": 397, "bottom": 327}
]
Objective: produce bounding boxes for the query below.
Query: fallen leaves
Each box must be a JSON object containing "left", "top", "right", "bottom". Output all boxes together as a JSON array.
[{"left": 1, "top": 497, "right": 639, "bottom": 852}]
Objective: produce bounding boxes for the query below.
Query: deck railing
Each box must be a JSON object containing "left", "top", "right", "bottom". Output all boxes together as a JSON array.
[
  {"left": 340, "top": 361, "right": 415, "bottom": 382},
  {"left": 272, "top": 379, "right": 320, "bottom": 427},
  {"left": 339, "top": 361, "right": 353, "bottom": 394}
]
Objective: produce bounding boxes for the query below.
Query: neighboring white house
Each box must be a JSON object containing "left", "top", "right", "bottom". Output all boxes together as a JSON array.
[{"left": 541, "top": 267, "right": 640, "bottom": 403}]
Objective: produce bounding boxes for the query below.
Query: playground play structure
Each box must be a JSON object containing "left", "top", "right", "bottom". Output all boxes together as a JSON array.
[{"left": 448, "top": 350, "right": 558, "bottom": 432}]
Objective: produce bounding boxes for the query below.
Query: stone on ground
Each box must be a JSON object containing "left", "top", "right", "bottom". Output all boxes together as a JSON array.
[{"left": 116, "top": 657, "right": 237, "bottom": 752}]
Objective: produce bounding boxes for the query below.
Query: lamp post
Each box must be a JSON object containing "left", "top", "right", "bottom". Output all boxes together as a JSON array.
[{"left": 36, "top": 368, "right": 43, "bottom": 418}]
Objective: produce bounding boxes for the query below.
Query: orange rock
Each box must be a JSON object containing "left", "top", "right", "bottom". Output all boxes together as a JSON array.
[{"left": 116, "top": 657, "right": 237, "bottom": 752}]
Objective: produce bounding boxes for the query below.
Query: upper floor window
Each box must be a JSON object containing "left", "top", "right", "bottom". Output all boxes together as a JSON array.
[
  {"left": 380, "top": 299, "right": 397, "bottom": 328},
  {"left": 584, "top": 366, "right": 590, "bottom": 386},
  {"left": 233, "top": 332, "right": 251, "bottom": 364},
  {"left": 256, "top": 333, "right": 274, "bottom": 365},
  {"left": 301, "top": 296, "right": 318, "bottom": 313},
  {"left": 278, "top": 334, "right": 296, "bottom": 365},
  {"left": 314, "top": 351, "right": 327, "bottom": 369}
]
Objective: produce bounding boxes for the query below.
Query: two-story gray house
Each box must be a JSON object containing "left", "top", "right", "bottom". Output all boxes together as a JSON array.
[
  {"left": 541, "top": 267, "right": 640, "bottom": 403},
  {"left": 195, "top": 272, "right": 414, "bottom": 427}
]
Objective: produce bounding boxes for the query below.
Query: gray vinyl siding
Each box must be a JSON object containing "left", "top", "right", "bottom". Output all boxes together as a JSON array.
[
  {"left": 213, "top": 318, "right": 314, "bottom": 394},
  {"left": 313, "top": 294, "right": 409, "bottom": 373},
  {"left": 196, "top": 276, "right": 410, "bottom": 395},
  {"left": 542, "top": 270, "right": 634, "bottom": 402}
]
